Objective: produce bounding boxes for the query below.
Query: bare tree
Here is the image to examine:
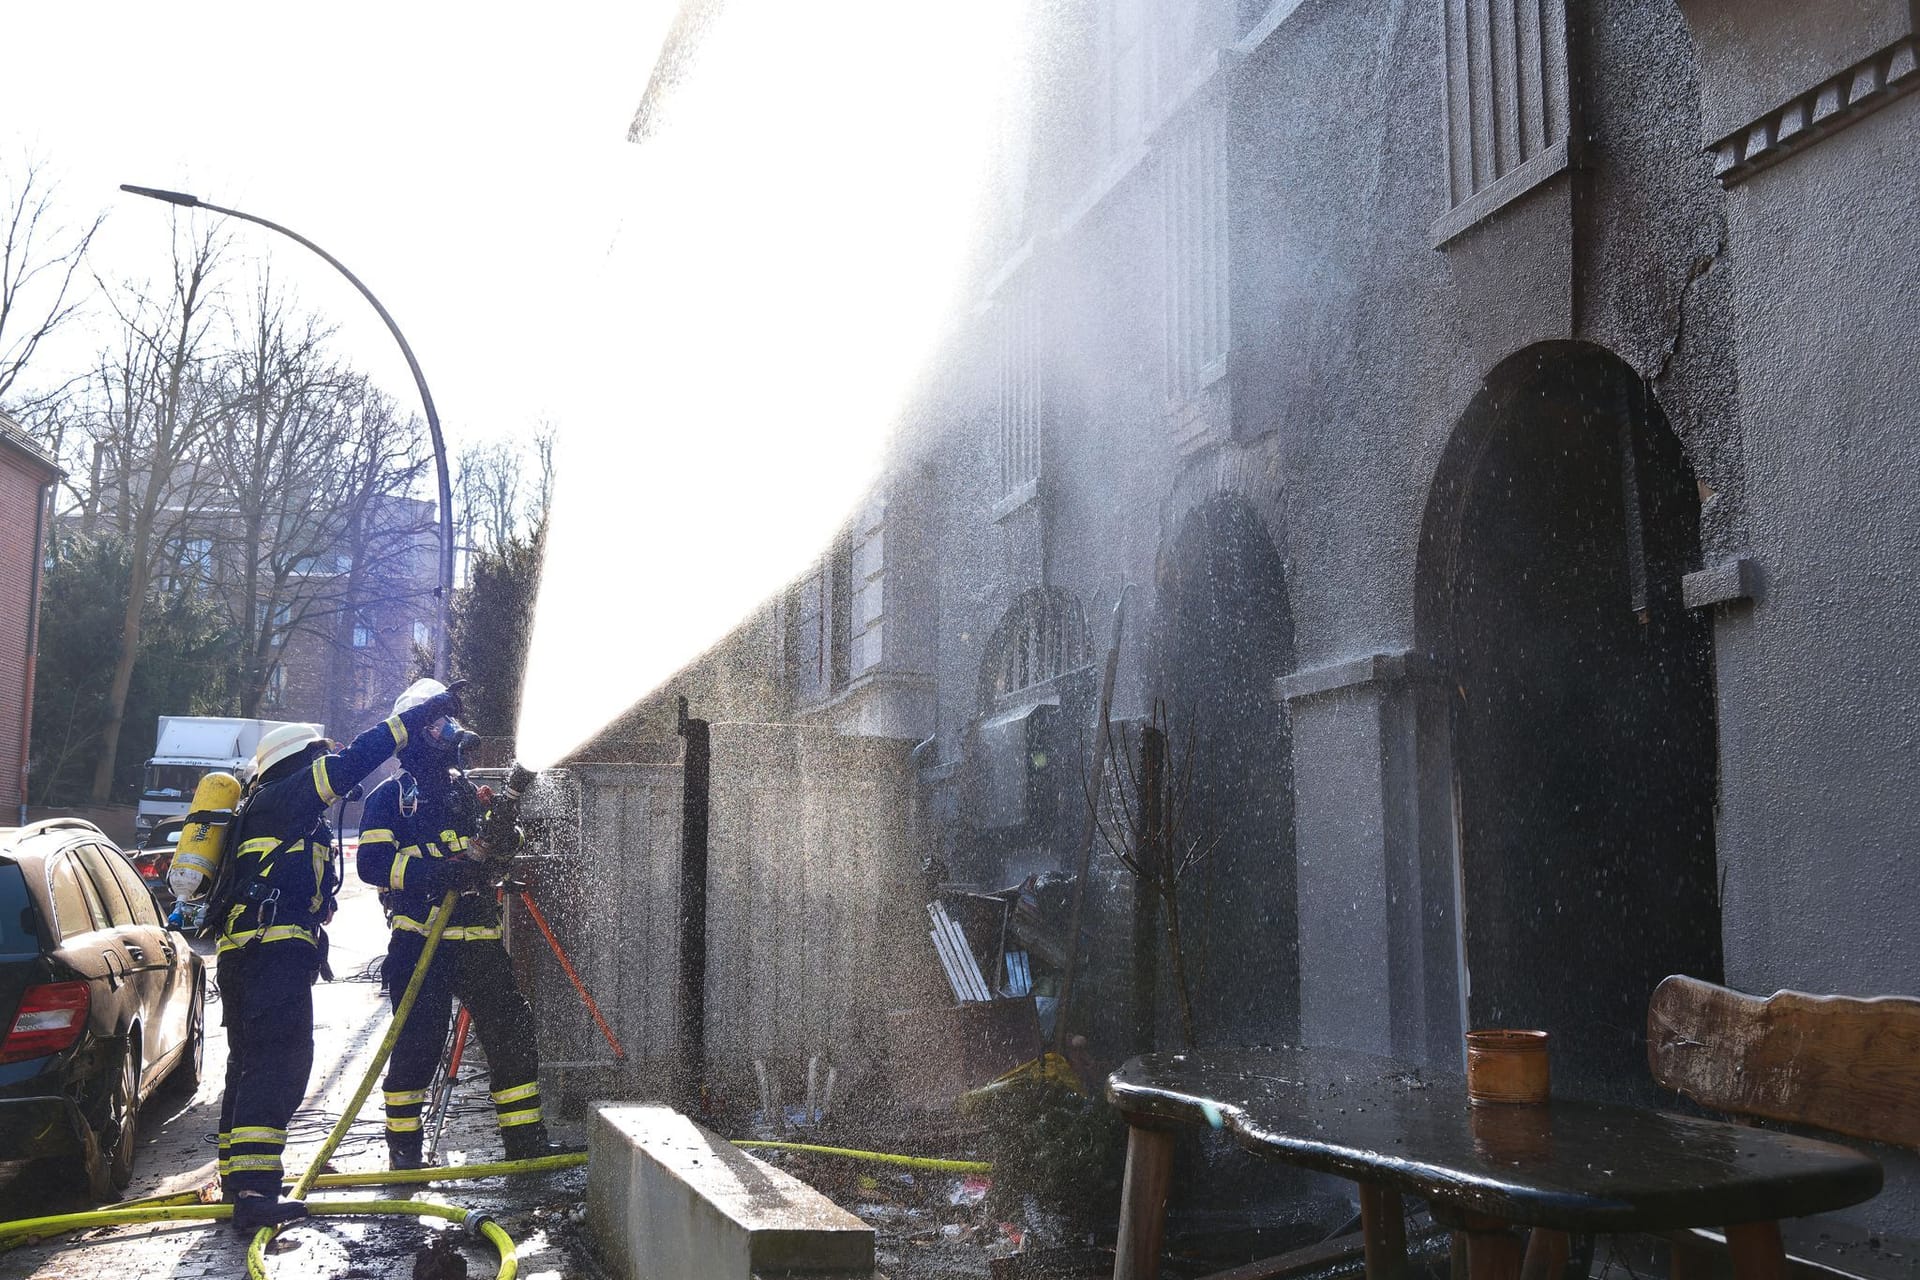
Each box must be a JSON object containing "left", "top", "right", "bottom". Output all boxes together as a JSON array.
[
  {"left": 1084, "top": 700, "right": 1217, "bottom": 1051},
  {"left": 528, "top": 420, "right": 557, "bottom": 531},
  {"left": 197, "top": 275, "right": 436, "bottom": 718},
  {"left": 0, "top": 157, "right": 104, "bottom": 412},
  {"left": 207, "top": 271, "right": 352, "bottom": 714},
  {"left": 85, "top": 219, "right": 227, "bottom": 802},
  {"left": 455, "top": 438, "right": 525, "bottom": 555}
]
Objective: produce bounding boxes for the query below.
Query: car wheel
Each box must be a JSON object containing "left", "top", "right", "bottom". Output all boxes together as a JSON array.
[{"left": 84, "top": 1043, "right": 141, "bottom": 1198}]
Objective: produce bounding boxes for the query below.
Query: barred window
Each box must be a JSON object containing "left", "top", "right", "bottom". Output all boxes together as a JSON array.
[
  {"left": 996, "top": 279, "right": 1042, "bottom": 493},
  {"left": 983, "top": 588, "right": 1095, "bottom": 706},
  {"left": 1163, "top": 101, "right": 1230, "bottom": 405}
]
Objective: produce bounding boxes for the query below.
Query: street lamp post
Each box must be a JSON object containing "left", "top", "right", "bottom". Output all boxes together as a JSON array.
[{"left": 119, "top": 184, "right": 456, "bottom": 682}]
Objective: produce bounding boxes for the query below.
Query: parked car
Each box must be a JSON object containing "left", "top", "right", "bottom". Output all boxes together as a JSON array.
[{"left": 0, "top": 818, "right": 206, "bottom": 1200}]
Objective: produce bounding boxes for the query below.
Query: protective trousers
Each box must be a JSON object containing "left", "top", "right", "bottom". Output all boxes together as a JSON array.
[
  {"left": 217, "top": 942, "right": 319, "bottom": 1196},
  {"left": 380, "top": 932, "right": 542, "bottom": 1160}
]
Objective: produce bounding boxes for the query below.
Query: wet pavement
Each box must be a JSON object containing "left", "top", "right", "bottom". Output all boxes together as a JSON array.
[{"left": 0, "top": 874, "right": 597, "bottom": 1280}]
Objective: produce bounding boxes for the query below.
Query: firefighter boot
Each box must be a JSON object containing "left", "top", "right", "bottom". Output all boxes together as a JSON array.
[
  {"left": 500, "top": 1120, "right": 559, "bottom": 1162},
  {"left": 231, "top": 1192, "right": 310, "bottom": 1233},
  {"left": 388, "top": 1132, "right": 426, "bottom": 1171}
]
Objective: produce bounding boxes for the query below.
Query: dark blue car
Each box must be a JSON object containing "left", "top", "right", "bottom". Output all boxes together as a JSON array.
[{"left": 0, "top": 818, "right": 205, "bottom": 1202}]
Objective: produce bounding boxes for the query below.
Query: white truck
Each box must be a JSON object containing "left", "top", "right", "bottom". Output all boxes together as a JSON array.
[{"left": 134, "top": 716, "right": 322, "bottom": 842}]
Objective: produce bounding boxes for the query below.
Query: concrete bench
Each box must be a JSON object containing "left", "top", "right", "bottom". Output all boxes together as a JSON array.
[{"left": 587, "top": 1103, "right": 875, "bottom": 1280}]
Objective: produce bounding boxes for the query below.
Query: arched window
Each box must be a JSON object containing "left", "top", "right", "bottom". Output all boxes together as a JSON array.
[{"left": 981, "top": 588, "right": 1094, "bottom": 706}]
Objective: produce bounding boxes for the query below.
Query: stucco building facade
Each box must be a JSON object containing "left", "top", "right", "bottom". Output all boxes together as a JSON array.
[{"left": 621, "top": 0, "right": 1920, "bottom": 1233}]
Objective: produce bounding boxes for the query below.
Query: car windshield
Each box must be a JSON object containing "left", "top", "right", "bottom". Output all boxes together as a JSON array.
[
  {"left": 0, "top": 862, "right": 37, "bottom": 956},
  {"left": 143, "top": 764, "right": 208, "bottom": 801}
]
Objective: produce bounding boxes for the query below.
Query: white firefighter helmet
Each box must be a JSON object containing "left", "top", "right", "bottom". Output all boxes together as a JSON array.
[
  {"left": 393, "top": 677, "right": 449, "bottom": 717},
  {"left": 253, "top": 722, "right": 326, "bottom": 777}
]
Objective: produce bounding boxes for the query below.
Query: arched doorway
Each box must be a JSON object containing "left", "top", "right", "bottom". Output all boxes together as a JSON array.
[
  {"left": 1420, "top": 343, "right": 1721, "bottom": 1098},
  {"left": 1155, "top": 495, "right": 1297, "bottom": 1046}
]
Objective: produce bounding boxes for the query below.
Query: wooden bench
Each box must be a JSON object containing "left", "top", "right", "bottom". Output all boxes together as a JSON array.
[{"left": 1648, "top": 975, "right": 1920, "bottom": 1280}]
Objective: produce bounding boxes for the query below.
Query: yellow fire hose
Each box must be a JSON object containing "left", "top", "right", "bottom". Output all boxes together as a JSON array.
[
  {"left": 0, "top": 1201, "right": 517, "bottom": 1276},
  {"left": 732, "top": 1141, "right": 992, "bottom": 1174}
]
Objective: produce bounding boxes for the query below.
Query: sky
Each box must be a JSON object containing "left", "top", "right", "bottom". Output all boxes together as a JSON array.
[
  {"left": 1, "top": 0, "right": 676, "bottom": 450},
  {"left": 4, "top": 1, "right": 1029, "bottom": 763}
]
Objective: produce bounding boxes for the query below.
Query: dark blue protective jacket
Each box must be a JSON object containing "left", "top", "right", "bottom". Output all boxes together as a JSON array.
[
  {"left": 356, "top": 756, "right": 507, "bottom": 942},
  {"left": 215, "top": 704, "right": 444, "bottom": 954}
]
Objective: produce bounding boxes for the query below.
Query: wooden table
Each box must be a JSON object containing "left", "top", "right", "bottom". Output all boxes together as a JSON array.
[{"left": 1106, "top": 1046, "right": 1883, "bottom": 1280}]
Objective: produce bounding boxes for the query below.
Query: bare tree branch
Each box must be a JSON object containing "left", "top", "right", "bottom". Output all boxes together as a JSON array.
[{"left": 0, "top": 156, "right": 105, "bottom": 407}]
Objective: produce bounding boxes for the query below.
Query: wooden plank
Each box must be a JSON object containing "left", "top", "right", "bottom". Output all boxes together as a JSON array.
[
  {"left": 1113, "top": 1124, "right": 1176, "bottom": 1280},
  {"left": 1359, "top": 1182, "right": 1409, "bottom": 1280},
  {"left": 1727, "top": 1222, "right": 1788, "bottom": 1280},
  {"left": 940, "top": 909, "right": 991, "bottom": 1001},
  {"left": 1464, "top": 1226, "right": 1525, "bottom": 1280},
  {"left": 1647, "top": 975, "right": 1920, "bottom": 1151},
  {"left": 930, "top": 924, "right": 988, "bottom": 1004},
  {"left": 1519, "top": 1229, "right": 1569, "bottom": 1280},
  {"left": 927, "top": 903, "right": 991, "bottom": 1002}
]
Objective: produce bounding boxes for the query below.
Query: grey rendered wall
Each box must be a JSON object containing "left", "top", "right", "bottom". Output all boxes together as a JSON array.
[
  {"left": 527, "top": 764, "right": 684, "bottom": 1087},
  {"left": 702, "top": 723, "right": 947, "bottom": 1078},
  {"left": 1679, "top": 0, "right": 1920, "bottom": 1234}
]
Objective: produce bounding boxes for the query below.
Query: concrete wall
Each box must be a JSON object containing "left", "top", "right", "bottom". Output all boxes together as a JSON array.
[
  {"left": 533, "top": 730, "right": 944, "bottom": 1108},
  {"left": 703, "top": 722, "right": 946, "bottom": 1075},
  {"left": 1680, "top": 2, "right": 1920, "bottom": 1232},
  {"left": 525, "top": 764, "right": 685, "bottom": 1086}
]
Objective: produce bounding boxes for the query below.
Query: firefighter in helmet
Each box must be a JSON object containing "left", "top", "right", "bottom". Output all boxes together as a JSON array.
[
  {"left": 215, "top": 686, "right": 464, "bottom": 1232},
  {"left": 356, "top": 678, "right": 552, "bottom": 1168}
]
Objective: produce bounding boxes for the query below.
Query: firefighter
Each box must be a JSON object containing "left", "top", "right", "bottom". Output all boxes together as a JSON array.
[
  {"left": 214, "top": 685, "right": 464, "bottom": 1232},
  {"left": 356, "top": 679, "right": 551, "bottom": 1169}
]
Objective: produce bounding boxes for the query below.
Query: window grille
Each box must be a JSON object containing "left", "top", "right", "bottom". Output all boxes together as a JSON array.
[
  {"left": 996, "top": 280, "right": 1042, "bottom": 493},
  {"left": 984, "top": 588, "right": 1095, "bottom": 704},
  {"left": 1163, "top": 102, "right": 1230, "bottom": 405},
  {"left": 1435, "top": 0, "right": 1571, "bottom": 244}
]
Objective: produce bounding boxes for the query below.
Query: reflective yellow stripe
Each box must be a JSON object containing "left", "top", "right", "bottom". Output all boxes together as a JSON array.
[
  {"left": 237, "top": 836, "right": 286, "bottom": 855},
  {"left": 229, "top": 1126, "right": 286, "bottom": 1145},
  {"left": 490, "top": 1081, "right": 540, "bottom": 1105},
  {"left": 216, "top": 924, "right": 317, "bottom": 953},
  {"left": 312, "top": 757, "right": 338, "bottom": 805},
  {"left": 391, "top": 915, "right": 502, "bottom": 942},
  {"left": 391, "top": 854, "right": 412, "bottom": 892},
  {"left": 386, "top": 714, "right": 408, "bottom": 750},
  {"left": 360, "top": 828, "right": 394, "bottom": 845},
  {"left": 497, "top": 1108, "right": 544, "bottom": 1128},
  {"left": 227, "top": 1155, "right": 284, "bottom": 1172},
  {"left": 385, "top": 1089, "right": 428, "bottom": 1106},
  {"left": 386, "top": 1116, "right": 422, "bottom": 1132}
]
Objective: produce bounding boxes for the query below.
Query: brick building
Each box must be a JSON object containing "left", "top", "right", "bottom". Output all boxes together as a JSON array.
[{"left": 0, "top": 413, "right": 59, "bottom": 823}]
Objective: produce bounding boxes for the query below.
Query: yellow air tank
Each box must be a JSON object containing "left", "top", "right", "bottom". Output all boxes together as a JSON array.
[{"left": 166, "top": 771, "right": 243, "bottom": 902}]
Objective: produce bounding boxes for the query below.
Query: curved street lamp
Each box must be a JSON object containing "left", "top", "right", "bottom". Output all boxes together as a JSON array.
[{"left": 118, "top": 183, "right": 456, "bottom": 682}]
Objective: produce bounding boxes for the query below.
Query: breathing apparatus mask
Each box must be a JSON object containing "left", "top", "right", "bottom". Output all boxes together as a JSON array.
[
  {"left": 394, "top": 677, "right": 482, "bottom": 760},
  {"left": 424, "top": 715, "right": 482, "bottom": 757}
]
